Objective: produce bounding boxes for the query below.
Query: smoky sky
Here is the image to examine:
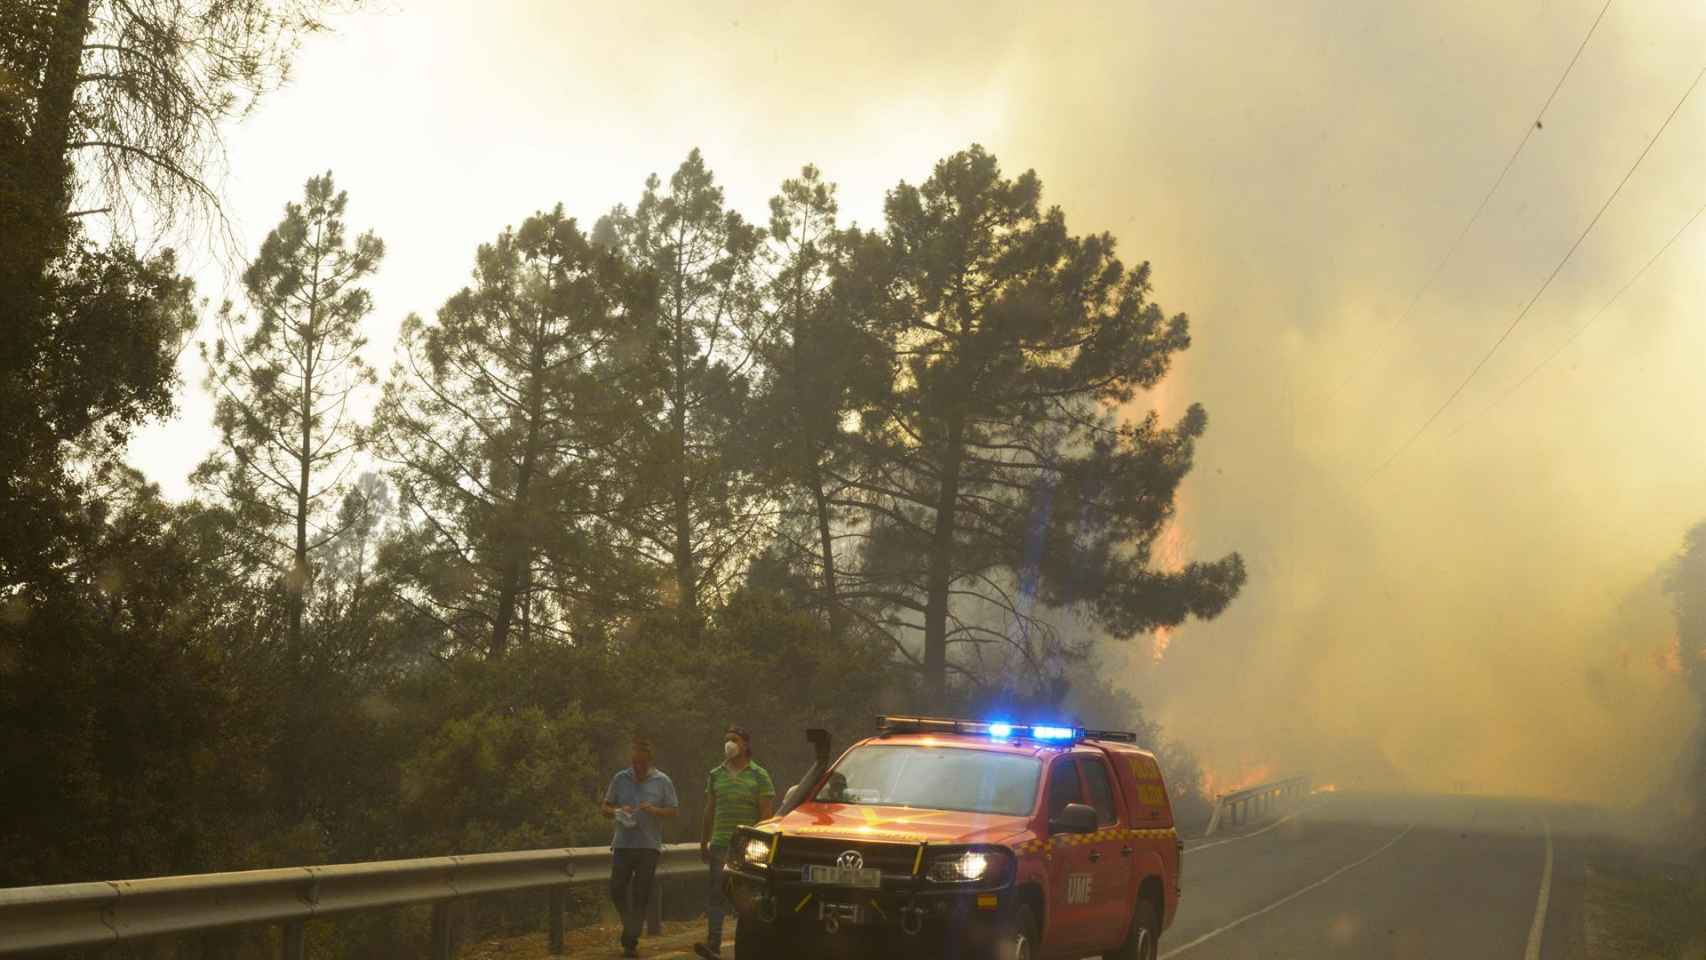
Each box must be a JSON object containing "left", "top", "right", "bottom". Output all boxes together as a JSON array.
[{"left": 128, "top": 0, "right": 1706, "bottom": 803}]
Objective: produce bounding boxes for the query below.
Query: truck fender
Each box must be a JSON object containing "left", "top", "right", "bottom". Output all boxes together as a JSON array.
[
  {"left": 1014, "top": 860, "right": 1049, "bottom": 929},
  {"left": 1117, "top": 849, "right": 1169, "bottom": 941}
]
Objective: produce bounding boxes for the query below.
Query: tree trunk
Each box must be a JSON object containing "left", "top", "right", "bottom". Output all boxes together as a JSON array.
[
  {"left": 491, "top": 337, "right": 547, "bottom": 658},
  {"left": 5, "top": 0, "right": 91, "bottom": 361},
  {"left": 290, "top": 336, "right": 313, "bottom": 655},
  {"left": 810, "top": 459, "right": 844, "bottom": 642},
  {"left": 922, "top": 417, "right": 965, "bottom": 710},
  {"left": 289, "top": 225, "right": 326, "bottom": 655},
  {"left": 791, "top": 268, "right": 842, "bottom": 640},
  {"left": 669, "top": 263, "right": 698, "bottom": 624},
  {"left": 672, "top": 398, "right": 696, "bottom": 623},
  {"left": 18, "top": 0, "right": 91, "bottom": 267}
]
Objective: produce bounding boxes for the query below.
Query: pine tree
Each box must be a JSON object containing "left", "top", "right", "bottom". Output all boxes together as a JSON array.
[
  {"left": 746, "top": 165, "right": 888, "bottom": 641},
  {"left": 200, "top": 172, "right": 382, "bottom": 652},
  {"left": 844, "top": 146, "right": 1246, "bottom": 706},
  {"left": 376, "top": 206, "right": 658, "bottom": 657},
  {"left": 595, "top": 150, "right": 767, "bottom": 624}
]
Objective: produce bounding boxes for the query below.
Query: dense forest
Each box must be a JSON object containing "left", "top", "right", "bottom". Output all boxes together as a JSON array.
[{"left": 0, "top": 1, "right": 1248, "bottom": 951}]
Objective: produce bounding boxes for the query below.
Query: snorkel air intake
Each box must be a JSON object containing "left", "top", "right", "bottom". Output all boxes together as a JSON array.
[{"left": 777, "top": 727, "right": 832, "bottom": 817}]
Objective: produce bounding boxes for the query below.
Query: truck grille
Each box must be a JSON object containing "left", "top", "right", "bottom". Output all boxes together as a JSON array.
[{"left": 774, "top": 836, "right": 921, "bottom": 876}]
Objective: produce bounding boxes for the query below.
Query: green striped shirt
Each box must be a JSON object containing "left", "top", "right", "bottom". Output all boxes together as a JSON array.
[{"left": 707, "top": 761, "right": 775, "bottom": 847}]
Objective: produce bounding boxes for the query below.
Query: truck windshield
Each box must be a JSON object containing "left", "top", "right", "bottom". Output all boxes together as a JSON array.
[{"left": 812, "top": 744, "right": 1041, "bottom": 816}]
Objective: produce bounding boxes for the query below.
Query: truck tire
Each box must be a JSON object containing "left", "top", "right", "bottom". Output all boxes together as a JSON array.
[
  {"left": 1104, "top": 898, "right": 1160, "bottom": 960},
  {"left": 999, "top": 903, "right": 1039, "bottom": 960},
  {"left": 733, "top": 912, "right": 785, "bottom": 960}
]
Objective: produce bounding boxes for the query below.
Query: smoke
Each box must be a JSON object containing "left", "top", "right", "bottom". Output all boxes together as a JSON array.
[{"left": 130, "top": 0, "right": 1706, "bottom": 803}]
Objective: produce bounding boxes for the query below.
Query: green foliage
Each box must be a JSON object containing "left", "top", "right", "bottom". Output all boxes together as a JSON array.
[
  {"left": 399, "top": 704, "right": 606, "bottom": 854},
  {"left": 0, "top": 135, "right": 1240, "bottom": 960},
  {"left": 200, "top": 171, "right": 383, "bottom": 649},
  {"left": 596, "top": 150, "right": 768, "bottom": 620},
  {"left": 842, "top": 145, "right": 1245, "bottom": 703},
  {"left": 0, "top": 233, "right": 196, "bottom": 596},
  {"left": 376, "top": 205, "right": 659, "bottom": 657},
  {"left": 742, "top": 167, "right": 891, "bottom": 642},
  {"left": 0, "top": 469, "right": 273, "bottom": 885}
]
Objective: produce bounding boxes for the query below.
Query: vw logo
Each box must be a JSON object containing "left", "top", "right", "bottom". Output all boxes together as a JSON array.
[{"left": 836, "top": 850, "right": 864, "bottom": 871}]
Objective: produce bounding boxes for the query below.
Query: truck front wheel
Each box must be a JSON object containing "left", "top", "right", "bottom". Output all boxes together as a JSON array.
[
  {"left": 1104, "top": 897, "right": 1160, "bottom": 960},
  {"left": 733, "top": 911, "right": 787, "bottom": 960},
  {"left": 998, "top": 903, "right": 1039, "bottom": 960}
]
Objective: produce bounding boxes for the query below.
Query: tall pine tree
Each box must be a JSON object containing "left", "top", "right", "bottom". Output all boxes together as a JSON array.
[
  {"left": 200, "top": 172, "right": 382, "bottom": 652},
  {"left": 745, "top": 165, "right": 888, "bottom": 641},
  {"left": 595, "top": 150, "right": 766, "bottom": 624},
  {"left": 376, "top": 207, "right": 658, "bottom": 657},
  {"left": 844, "top": 146, "right": 1246, "bottom": 706}
]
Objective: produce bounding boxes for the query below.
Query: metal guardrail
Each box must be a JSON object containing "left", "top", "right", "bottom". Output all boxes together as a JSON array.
[
  {"left": 1202, "top": 775, "right": 1311, "bottom": 837},
  {"left": 0, "top": 843, "right": 704, "bottom": 958}
]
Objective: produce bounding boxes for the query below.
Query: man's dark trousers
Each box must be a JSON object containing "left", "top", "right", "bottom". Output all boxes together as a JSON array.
[{"left": 610, "top": 847, "right": 661, "bottom": 949}]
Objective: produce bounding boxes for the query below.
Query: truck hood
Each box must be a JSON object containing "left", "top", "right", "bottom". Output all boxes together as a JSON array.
[{"left": 764, "top": 802, "right": 1032, "bottom": 845}]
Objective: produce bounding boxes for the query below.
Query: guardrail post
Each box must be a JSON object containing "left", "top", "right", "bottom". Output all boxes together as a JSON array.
[
  {"left": 282, "top": 919, "right": 306, "bottom": 960},
  {"left": 431, "top": 902, "right": 453, "bottom": 960},
  {"left": 548, "top": 887, "right": 565, "bottom": 955}
]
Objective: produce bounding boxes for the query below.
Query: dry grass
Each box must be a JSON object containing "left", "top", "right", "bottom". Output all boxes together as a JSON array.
[
  {"left": 1583, "top": 860, "right": 1706, "bottom": 960},
  {"left": 460, "top": 919, "right": 706, "bottom": 960}
]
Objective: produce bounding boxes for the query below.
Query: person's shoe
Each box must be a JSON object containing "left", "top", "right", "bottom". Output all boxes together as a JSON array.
[
  {"left": 693, "top": 944, "right": 721, "bottom": 960},
  {"left": 620, "top": 945, "right": 638, "bottom": 959}
]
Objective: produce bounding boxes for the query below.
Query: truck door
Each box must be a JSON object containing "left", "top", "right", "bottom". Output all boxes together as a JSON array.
[
  {"left": 1043, "top": 756, "right": 1096, "bottom": 956},
  {"left": 1078, "top": 751, "right": 1136, "bottom": 948}
]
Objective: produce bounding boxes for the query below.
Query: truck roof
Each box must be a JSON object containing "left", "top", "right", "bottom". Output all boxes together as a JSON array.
[{"left": 863, "top": 730, "right": 1159, "bottom": 763}]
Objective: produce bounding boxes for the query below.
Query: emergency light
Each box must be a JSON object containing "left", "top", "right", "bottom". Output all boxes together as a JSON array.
[{"left": 875, "top": 715, "right": 1138, "bottom": 744}]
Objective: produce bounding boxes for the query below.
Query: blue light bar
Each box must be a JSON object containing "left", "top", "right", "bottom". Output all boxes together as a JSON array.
[{"left": 876, "top": 716, "right": 1135, "bottom": 744}]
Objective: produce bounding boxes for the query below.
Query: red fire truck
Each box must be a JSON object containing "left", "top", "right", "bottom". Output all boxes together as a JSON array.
[{"left": 722, "top": 716, "right": 1182, "bottom": 959}]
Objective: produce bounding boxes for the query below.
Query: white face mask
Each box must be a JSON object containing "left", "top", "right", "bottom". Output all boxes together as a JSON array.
[{"left": 723, "top": 740, "right": 741, "bottom": 760}]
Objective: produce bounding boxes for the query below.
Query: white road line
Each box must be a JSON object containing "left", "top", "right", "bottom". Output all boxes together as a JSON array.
[
  {"left": 1523, "top": 816, "right": 1554, "bottom": 960},
  {"left": 1185, "top": 808, "right": 1307, "bottom": 853},
  {"left": 1158, "top": 823, "right": 1415, "bottom": 959}
]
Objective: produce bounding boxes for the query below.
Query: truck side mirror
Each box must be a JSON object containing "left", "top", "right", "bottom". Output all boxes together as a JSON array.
[{"left": 1050, "top": 802, "right": 1098, "bottom": 836}]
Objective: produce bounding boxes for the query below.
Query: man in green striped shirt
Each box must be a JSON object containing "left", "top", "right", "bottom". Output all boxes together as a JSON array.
[{"left": 694, "top": 725, "right": 774, "bottom": 960}]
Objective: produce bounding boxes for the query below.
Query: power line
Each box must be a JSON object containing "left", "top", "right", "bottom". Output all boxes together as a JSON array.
[
  {"left": 1372, "top": 57, "right": 1706, "bottom": 476},
  {"left": 1443, "top": 194, "right": 1706, "bottom": 440},
  {"left": 1329, "top": 0, "right": 1614, "bottom": 398}
]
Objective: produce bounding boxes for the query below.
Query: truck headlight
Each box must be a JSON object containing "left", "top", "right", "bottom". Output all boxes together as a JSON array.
[
  {"left": 742, "top": 835, "right": 773, "bottom": 866},
  {"left": 927, "top": 850, "right": 995, "bottom": 883}
]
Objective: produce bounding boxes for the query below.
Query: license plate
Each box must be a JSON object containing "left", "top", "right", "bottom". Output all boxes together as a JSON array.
[{"left": 804, "top": 865, "right": 882, "bottom": 888}]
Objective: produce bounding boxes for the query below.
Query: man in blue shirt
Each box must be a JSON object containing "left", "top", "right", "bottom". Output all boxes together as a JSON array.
[{"left": 602, "top": 736, "right": 679, "bottom": 958}]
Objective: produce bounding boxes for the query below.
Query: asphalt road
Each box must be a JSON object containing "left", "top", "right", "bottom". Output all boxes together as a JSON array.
[
  {"left": 553, "top": 791, "right": 1607, "bottom": 958},
  {"left": 1157, "top": 791, "right": 1606, "bottom": 960}
]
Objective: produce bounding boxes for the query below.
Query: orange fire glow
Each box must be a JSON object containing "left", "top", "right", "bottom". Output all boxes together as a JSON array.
[
  {"left": 1151, "top": 516, "right": 1187, "bottom": 661},
  {"left": 1656, "top": 635, "right": 1684, "bottom": 676},
  {"left": 1147, "top": 366, "right": 1190, "bottom": 662},
  {"left": 1199, "top": 761, "right": 1274, "bottom": 798},
  {"left": 1313, "top": 783, "right": 1338, "bottom": 794}
]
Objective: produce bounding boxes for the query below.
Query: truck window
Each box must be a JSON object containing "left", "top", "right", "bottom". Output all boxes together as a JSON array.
[
  {"left": 1080, "top": 755, "right": 1120, "bottom": 826},
  {"left": 1046, "top": 757, "right": 1083, "bottom": 818},
  {"left": 811, "top": 744, "right": 1041, "bottom": 816}
]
